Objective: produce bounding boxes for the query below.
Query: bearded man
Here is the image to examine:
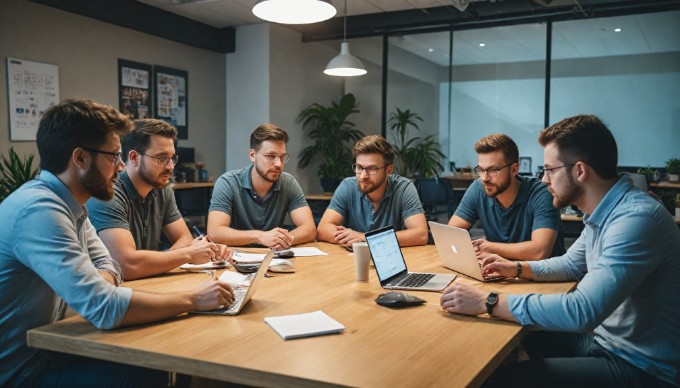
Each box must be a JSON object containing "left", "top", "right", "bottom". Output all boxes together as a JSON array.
[
  {"left": 447, "top": 134, "right": 564, "bottom": 261},
  {"left": 317, "top": 135, "right": 428, "bottom": 248},
  {"left": 87, "top": 119, "right": 233, "bottom": 280},
  {"left": 207, "top": 124, "right": 316, "bottom": 249}
]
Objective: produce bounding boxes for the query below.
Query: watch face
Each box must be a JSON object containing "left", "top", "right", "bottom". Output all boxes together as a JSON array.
[{"left": 487, "top": 293, "right": 498, "bottom": 305}]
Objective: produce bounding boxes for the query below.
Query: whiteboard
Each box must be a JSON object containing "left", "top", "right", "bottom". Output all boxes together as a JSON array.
[{"left": 6, "top": 58, "right": 60, "bottom": 141}]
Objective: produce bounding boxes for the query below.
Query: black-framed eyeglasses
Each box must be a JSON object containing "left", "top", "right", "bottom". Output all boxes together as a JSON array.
[
  {"left": 137, "top": 151, "right": 179, "bottom": 167},
  {"left": 261, "top": 153, "right": 290, "bottom": 163},
  {"left": 473, "top": 163, "right": 514, "bottom": 177},
  {"left": 543, "top": 163, "right": 575, "bottom": 177},
  {"left": 352, "top": 163, "right": 387, "bottom": 175},
  {"left": 82, "top": 147, "right": 122, "bottom": 165}
]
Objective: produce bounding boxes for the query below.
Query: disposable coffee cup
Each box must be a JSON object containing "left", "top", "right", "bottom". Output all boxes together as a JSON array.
[{"left": 353, "top": 242, "right": 371, "bottom": 281}]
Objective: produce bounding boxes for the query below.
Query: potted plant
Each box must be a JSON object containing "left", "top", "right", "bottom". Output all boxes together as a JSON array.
[
  {"left": 388, "top": 108, "right": 444, "bottom": 178},
  {"left": 0, "top": 147, "right": 39, "bottom": 203},
  {"left": 666, "top": 158, "right": 680, "bottom": 182},
  {"left": 298, "top": 93, "right": 364, "bottom": 193}
]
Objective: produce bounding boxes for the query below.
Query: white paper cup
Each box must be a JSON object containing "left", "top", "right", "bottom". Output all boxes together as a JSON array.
[{"left": 353, "top": 242, "right": 371, "bottom": 281}]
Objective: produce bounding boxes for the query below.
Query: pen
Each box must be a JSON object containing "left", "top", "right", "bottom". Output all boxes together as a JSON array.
[{"left": 192, "top": 226, "right": 212, "bottom": 242}]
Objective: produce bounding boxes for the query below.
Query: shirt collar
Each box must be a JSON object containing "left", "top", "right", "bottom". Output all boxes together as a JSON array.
[
  {"left": 37, "top": 170, "right": 86, "bottom": 220},
  {"left": 584, "top": 174, "right": 632, "bottom": 226},
  {"left": 120, "top": 170, "right": 156, "bottom": 202}
]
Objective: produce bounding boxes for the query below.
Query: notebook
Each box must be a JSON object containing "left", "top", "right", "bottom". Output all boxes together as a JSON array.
[
  {"left": 428, "top": 221, "right": 503, "bottom": 282},
  {"left": 193, "top": 250, "right": 273, "bottom": 316},
  {"left": 365, "top": 226, "right": 456, "bottom": 292}
]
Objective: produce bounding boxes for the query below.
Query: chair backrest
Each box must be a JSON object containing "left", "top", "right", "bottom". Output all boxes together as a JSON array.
[{"left": 414, "top": 176, "right": 452, "bottom": 207}]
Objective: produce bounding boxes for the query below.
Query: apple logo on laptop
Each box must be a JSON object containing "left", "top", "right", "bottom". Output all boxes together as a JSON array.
[{"left": 450, "top": 244, "right": 458, "bottom": 254}]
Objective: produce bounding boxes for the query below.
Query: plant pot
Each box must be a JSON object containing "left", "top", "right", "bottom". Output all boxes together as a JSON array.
[
  {"left": 668, "top": 174, "right": 679, "bottom": 182},
  {"left": 320, "top": 178, "right": 342, "bottom": 194}
]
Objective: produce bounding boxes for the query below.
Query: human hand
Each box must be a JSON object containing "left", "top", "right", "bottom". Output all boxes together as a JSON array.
[
  {"left": 440, "top": 282, "right": 486, "bottom": 315},
  {"left": 187, "top": 236, "right": 219, "bottom": 264},
  {"left": 471, "top": 238, "right": 495, "bottom": 259},
  {"left": 259, "top": 228, "right": 294, "bottom": 250},
  {"left": 214, "top": 244, "right": 234, "bottom": 263},
  {"left": 191, "top": 280, "right": 234, "bottom": 311},
  {"left": 333, "top": 226, "right": 365, "bottom": 248},
  {"left": 480, "top": 255, "right": 515, "bottom": 279}
]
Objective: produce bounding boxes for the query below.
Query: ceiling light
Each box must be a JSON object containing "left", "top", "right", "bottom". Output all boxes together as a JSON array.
[
  {"left": 614, "top": 28, "right": 622, "bottom": 32},
  {"left": 479, "top": 43, "right": 486, "bottom": 47},
  {"left": 324, "top": 0, "right": 367, "bottom": 77},
  {"left": 253, "top": 0, "right": 336, "bottom": 24},
  {"left": 428, "top": 48, "right": 434, "bottom": 52}
]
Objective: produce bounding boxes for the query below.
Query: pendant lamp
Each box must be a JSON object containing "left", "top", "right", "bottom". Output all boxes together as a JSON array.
[
  {"left": 324, "top": 0, "right": 367, "bottom": 77},
  {"left": 253, "top": 0, "right": 336, "bottom": 24}
]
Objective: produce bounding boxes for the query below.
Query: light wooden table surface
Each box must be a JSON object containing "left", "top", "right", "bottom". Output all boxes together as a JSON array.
[{"left": 28, "top": 243, "right": 574, "bottom": 388}]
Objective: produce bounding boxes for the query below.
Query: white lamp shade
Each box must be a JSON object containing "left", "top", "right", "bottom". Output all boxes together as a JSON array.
[
  {"left": 253, "top": 0, "right": 336, "bottom": 24},
  {"left": 324, "top": 42, "right": 367, "bottom": 76}
]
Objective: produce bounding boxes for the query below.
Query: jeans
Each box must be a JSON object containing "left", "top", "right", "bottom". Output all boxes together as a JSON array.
[
  {"left": 7, "top": 351, "right": 170, "bottom": 388},
  {"left": 483, "top": 331, "right": 677, "bottom": 388}
]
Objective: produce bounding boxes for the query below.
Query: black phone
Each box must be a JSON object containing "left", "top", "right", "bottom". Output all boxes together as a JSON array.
[
  {"left": 274, "top": 250, "right": 294, "bottom": 258},
  {"left": 233, "top": 262, "right": 260, "bottom": 273}
]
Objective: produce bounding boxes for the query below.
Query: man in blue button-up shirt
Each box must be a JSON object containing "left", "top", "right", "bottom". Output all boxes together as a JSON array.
[
  {"left": 441, "top": 115, "right": 680, "bottom": 386},
  {"left": 0, "top": 99, "right": 234, "bottom": 387}
]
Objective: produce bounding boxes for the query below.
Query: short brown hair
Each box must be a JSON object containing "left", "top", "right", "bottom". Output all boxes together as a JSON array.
[
  {"left": 250, "top": 124, "right": 288, "bottom": 151},
  {"left": 37, "top": 99, "right": 132, "bottom": 174},
  {"left": 121, "top": 119, "right": 177, "bottom": 161},
  {"left": 474, "top": 134, "right": 519, "bottom": 164},
  {"left": 538, "top": 115, "right": 618, "bottom": 180},
  {"left": 352, "top": 135, "right": 395, "bottom": 164}
]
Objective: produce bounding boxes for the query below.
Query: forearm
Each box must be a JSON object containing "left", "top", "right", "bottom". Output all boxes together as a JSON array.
[
  {"left": 289, "top": 223, "right": 317, "bottom": 245},
  {"left": 119, "top": 290, "right": 195, "bottom": 326},
  {"left": 119, "top": 249, "right": 193, "bottom": 280},
  {"left": 485, "top": 240, "right": 551, "bottom": 261},
  {"left": 317, "top": 222, "right": 340, "bottom": 243},
  {"left": 209, "top": 225, "right": 264, "bottom": 246},
  {"left": 395, "top": 228, "right": 428, "bottom": 247}
]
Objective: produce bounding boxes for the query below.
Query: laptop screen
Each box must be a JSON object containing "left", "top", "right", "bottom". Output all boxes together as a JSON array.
[{"left": 365, "top": 226, "right": 407, "bottom": 282}]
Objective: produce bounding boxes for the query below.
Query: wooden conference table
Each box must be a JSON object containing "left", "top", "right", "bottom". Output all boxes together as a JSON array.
[{"left": 28, "top": 243, "right": 575, "bottom": 388}]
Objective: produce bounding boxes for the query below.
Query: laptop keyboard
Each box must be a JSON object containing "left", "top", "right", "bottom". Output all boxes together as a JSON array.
[
  {"left": 209, "top": 287, "right": 247, "bottom": 314},
  {"left": 391, "top": 273, "right": 435, "bottom": 288}
]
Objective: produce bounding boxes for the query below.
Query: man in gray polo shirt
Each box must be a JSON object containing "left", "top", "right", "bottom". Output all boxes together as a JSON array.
[
  {"left": 207, "top": 124, "right": 316, "bottom": 249},
  {"left": 448, "top": 134, "right": 564, "bottom": 261},
  {"left": 87, "top": 119, "right": 231, "bottom": 280},
  {"left": 317, "top": 135, "right": 428, "bottom": 248}
]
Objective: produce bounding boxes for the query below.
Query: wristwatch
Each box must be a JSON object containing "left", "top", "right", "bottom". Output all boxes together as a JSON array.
[{"left": 485, "top": 292, "right": 499, "bottom": 316}]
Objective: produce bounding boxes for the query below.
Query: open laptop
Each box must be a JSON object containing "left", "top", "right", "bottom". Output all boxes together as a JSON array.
[
  {"left": 365, "top": 226, "right": 456, "bottom": 292},
  {"left": 429, "top": 221, "right": 503, "bottom": 282},
  {"left": 193, "top": 250, "right": 273, "bottom": 315}
]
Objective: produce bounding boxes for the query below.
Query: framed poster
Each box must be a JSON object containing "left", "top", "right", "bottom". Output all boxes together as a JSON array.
[
  {"left": 519, "top": 156, "right": 532, "bottom": 175},
  {"left": 154, "top": 65, "right": 188, "bottom": 139},
  {"left": 6, "top": 58, "right": 60, "bottom": 141},
  {"left": 118, "top": 59, "right": 152, "bottom": 119}
]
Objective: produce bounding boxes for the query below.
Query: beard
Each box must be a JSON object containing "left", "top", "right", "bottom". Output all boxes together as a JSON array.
[
  {"left": 255, "top": 162, "right": 281, "bottom": 183},
  {"left": 357, "top": 175, "right": 386, "bottom": 195},
  {"left": 139, "top": 158, "right": 172, "bottom": 189},
  {"left": 550, "top": 175, "right": 583, "bottom": 209},
  {"left": 482, "top": 176, "right": 511, "bottom": 198},
  {"left": 83, "top": 164, "right": 117, "bottom": 201}
]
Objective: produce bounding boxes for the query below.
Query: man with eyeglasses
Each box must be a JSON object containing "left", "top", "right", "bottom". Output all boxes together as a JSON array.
[
  {"left": 0, "top": 100, "right": 234, "bottom": 387},
  {"left": 441, "top": 115, "right": 680, "bottom": 387},
  {"left": 317, "top": 135, "right": 428, "bottom": 247},
  {"left": 207, "top": 124, "right": 316, "bottom": 249},
  {"left": 87, "top": 119, "right": 232, "bottom": 280},
  {"left": 448, "top": 134, "right": 564, "bottom": 260}
]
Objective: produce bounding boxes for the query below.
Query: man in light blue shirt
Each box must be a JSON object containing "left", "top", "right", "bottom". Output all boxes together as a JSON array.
[
  {"left": 317, "top": 135, "right": 428, "bottom": 247},
  {"left": 0, "top": 99, "right": 234, "bottom": 387},
  {"left": 441, "top": 115, "right": 680, "bottom": 386}
]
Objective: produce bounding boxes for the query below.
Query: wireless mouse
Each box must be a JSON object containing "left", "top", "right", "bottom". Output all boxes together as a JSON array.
[
  {"left": 375, "top": 292, "right": 426, "bottom": 308},
  {"left": 233, "top": 262, "right": 260, "bottom": 273}
]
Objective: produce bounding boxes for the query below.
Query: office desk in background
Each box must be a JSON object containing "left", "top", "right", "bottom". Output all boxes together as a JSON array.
[{"left": 28, "top": 243, "right": 575, "bottom": 388}]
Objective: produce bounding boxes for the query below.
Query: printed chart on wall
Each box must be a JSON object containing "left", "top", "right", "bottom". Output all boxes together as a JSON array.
[
  {"left": 154, "top": 65, "right": 188, "bottom": 139},
  {"left": 118, "top": 59, "right": 152, "bottom": 120},
  {"left": 6, "top": 58, "right": 59, "bottom": 141}
]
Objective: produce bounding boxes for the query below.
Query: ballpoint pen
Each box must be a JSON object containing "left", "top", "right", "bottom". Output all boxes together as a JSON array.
[{"left": 192, "top": 225, "right": 211, "bottom": 241}]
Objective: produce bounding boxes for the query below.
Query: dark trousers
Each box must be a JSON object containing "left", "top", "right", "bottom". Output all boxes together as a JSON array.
[
  {"left": 7, "top": 351, "right": 173, "bottom": 388},
  {"left": 483, "top": 331, "right": 676, "bottom": 388}
]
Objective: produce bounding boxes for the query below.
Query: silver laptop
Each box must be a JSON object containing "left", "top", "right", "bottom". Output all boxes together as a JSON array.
[
  {"left": 365, "top": 226, "right": 456, "bottom": 292},
  {"left": 193, "top": 250, "right": 273, "bottom": 315},
  {"left": 429, "top": 221, "right": 503, "bottom": 282}
]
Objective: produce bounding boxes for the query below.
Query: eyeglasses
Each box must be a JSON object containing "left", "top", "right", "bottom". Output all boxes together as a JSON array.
[
  {"left": 262, "top": 153, "right": 290, "bottom": 163},
  {"left": 543, "top": 163, "right": 575, "bottom": 177},
  {"left": 473, "top": 163, "right": 514, "bottom": 177},
  {"left": 352, "top": 163, "right": 387, "bottom": 175},
  {"left": 137, "top": 151, "right": 179, "bottom": 167},
  {"left": 82, "top": 147, "right": 122, "bottom": 165}
]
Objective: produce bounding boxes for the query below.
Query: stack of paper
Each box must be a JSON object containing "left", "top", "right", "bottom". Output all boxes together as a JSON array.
[{"left": 264, "top": 311, "right": 345, "bottom": 340}]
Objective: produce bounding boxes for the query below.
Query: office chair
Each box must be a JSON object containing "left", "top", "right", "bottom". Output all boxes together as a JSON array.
[
  {"left": 414, "top": 176, "right": 458, "bottom": 222},
  {"left": 174, "top": 187, "right": 211, "bottom": 229}
]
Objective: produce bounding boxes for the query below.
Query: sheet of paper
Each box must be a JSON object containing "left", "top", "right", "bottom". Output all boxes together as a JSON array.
[
  {"left": 232, "top": 251, "right": 267, "bottom": 263},
  {"left": 264, "top": 310, "right": 345, "bottom": 340},
  {"left": 218, "top": 270, "right": 252, "bottom": 288},
  {"left": 288, "top": 247, "right": 328, "bottom": 257}
]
